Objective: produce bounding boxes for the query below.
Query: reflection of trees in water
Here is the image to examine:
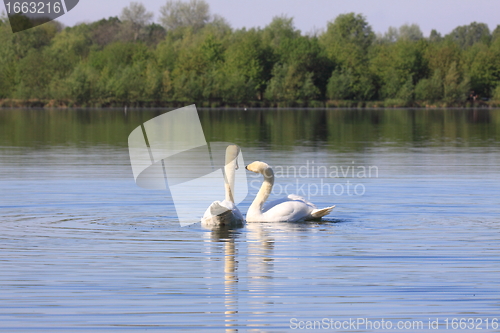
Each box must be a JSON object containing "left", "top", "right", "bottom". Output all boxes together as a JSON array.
[
  {"left": 200, "top": 109, "right": 498, "bottom": 149},
  {"left": 467, "top": 109, "right": 491, "bottom": 123},
  {"left": 1, "top": 109, "right": 499, "bottom": 148}
]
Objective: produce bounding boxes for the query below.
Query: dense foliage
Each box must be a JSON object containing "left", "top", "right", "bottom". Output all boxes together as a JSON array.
[{"left": 1, "top": 2, "right": 500, "bottom": 107}]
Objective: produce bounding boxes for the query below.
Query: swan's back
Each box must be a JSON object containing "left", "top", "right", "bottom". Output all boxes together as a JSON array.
[
  {"left": 201, "top": 200, "right": 244, "bottom": 228},
  {"left": 263, "top": 194, "right": 314, "bottom": 210}
]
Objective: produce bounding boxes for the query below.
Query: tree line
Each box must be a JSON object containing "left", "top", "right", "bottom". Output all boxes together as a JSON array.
[{"left": 1, "top": 0, "right": 500, "bottom": 108}]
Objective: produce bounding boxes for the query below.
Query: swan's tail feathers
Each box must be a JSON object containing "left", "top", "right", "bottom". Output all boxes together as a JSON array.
[{"left": 311, "top": 205, "right": 335, "bottom": 219}]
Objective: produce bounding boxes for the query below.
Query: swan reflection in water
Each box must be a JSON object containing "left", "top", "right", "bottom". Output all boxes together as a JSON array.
[
  {"left": 246, "top": 223, "right": 275, "bottom": 281},
  {"left": 203, "top": 227, "right": 242, "bottom": 332},
  {"left": 202, "top": 223, "right": 276, "bottom": 332},
  {"left": 203, "top": 221, "right": 335, "bottom": 330}
]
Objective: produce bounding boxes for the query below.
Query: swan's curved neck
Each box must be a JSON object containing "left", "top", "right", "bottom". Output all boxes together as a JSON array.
[
  {"left": 224, "top": 147, "right": 239, "bottom": 203},
  {"left": 249, "top": 167, "right": 274, "bottom": 213},
  {"left": 224, "top": 162, "right": 236, "bottom": 203}
]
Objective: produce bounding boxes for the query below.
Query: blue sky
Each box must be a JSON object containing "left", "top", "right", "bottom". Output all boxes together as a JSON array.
[{"left": 7, "top": 0, "right": 500, "bottom": 36}]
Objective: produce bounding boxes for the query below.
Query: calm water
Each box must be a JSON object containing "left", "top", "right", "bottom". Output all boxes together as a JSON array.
[{"left": 1, "top": 108, "right": 500, "bottom": 332}]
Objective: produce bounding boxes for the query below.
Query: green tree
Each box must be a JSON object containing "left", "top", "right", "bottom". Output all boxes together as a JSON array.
[
  {"left": 398, "top": 24, "right": 423, "bottom": 41},
  {"left": 446, "top": 22, "right": 491, "bottom": 48},
  {"left": 429, "top": 29, "right": 442, "bottom": 43},
  {"left": 0, "top": 19, "right": 16, "bottom": 98},
  {"left": 492, "top": 84, "right": 500, "bottom": 100},
  {"left": 44, "top": 26, "right": 92, "bottom": 98},
  {"left": 463, "top": 42, "right": 499, "bottom": 96},
  {"left": 320, "top": 13, "right": 375, "bottom": 100},
  {"left": 492, "top": 25, "right": 500, "bottom": 42},
  {"left": 380, "top": 26, "right": 399, "bottom": 43},
  {"left": 443, "top": 62, "right": 470, "bottom": 105},
  {"left": 277, "top": 34, "right": 332, "bottom": 99},
  {"left": 63, "top": 62, "right": 99, "bottom": 104},
  {"left": 424, "top": 41, "right": 461, "bottom": 80},
  {"left": 11, "top": 20, "right": 61, "bottom": 59},
  {"left": 156, "top": 33, "right": 180, "bottom": 72},
  {"left": 415, "top": 70, "right": 443, "bottom": 102},
  {"left": 327, "top": 69, "right": 353, "bottom": 100},
  {"left": 14, "top": 49, "right": 51, "bottom": 99},
  {"left": 396, "top": 75, "right": 415, "bottom": 105},
  {"left": 223, "top": 28, "right": 272, "bottom": 100},
  {"left": 265, "top": 63, "right": 319, "bottom": 102},
  {"left": 220, "top": 71, "right": 255, "bottom": 104},
  {"left": 121, "top": 2, "right": 153, "bottom": 27},
  {"left": 79, "top": 41, "right": 153, "bottom": 103},
  {"left": 378, "top": 24, "right": 423, "bottom": 43},
  {"left": 87, "top": 17, "right": 122, "bottom": 47},
  {"left": 370, "top": 39, "right": 428, "bottom": 100},
  {"left": 143, "top": 60, "right": 164, "bottom": 101},
  {"left": 159, "top": 0, "right": 210, "bottom": 32},
  {"left": 262, "top": 16, "right": 300, "bottom": 54},
  {"left": 261, "top": 16, "right": 317, "bottom": 102},
  {"left": 320, "top": 13, "right": 374, "bottom": 67},
  {"left": 120, "top": 2, "right": 154, "bottom": 41},
  {"left": 166, "top": 27, "right": 228, "bottom": 102}
]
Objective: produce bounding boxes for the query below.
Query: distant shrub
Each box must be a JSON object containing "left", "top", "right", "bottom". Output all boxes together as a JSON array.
[
  {"left": 415, "top": 70, "right": 443, "bottom": 102},
  {"left": 493, "top": 85, "right": 500, "bottom": 101}
]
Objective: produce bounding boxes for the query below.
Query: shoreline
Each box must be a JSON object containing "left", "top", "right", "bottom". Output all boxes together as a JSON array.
[{"left": 0, "top": 99, "right": 497, "bottom": 109}]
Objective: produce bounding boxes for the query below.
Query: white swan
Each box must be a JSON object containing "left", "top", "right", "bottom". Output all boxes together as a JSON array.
[
  {"left": 245, "top": 161, "right": 335, "bottom": 222},
  {"left": 201, "top": 145, "right": 244, "bottom": 228}
]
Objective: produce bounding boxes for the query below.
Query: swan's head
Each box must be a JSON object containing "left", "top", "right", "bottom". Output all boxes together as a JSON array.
[{"left": 245, "top": 161, "right": 270, "bottom": 174}]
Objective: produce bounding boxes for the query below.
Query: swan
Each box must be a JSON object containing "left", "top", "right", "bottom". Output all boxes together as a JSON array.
[
  {"left": 201, "top": 145, "right": 244, "bottom": 228},
  {"left": 245, "top": 161, "right": 335, "bottom": 222}
]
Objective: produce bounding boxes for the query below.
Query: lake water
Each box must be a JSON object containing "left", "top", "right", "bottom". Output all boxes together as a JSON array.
[{"left": 1, "top": 108, "right": 500, "bottom": 332}]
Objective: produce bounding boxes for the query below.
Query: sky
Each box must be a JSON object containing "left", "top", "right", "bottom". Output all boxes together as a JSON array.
[{"left": 5, "top": 0, "right": 500, "bottom": 36}]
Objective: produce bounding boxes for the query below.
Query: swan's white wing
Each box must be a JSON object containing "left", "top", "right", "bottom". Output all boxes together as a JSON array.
[
  {"left": 257, "top": 195, "right": 334, "bottom": 222},
  {"left": 261, "top": 199, "right": 315, "bottom": 222},
  {"left": 285, "top": 194, "right": 316, "bottom": 208}
]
